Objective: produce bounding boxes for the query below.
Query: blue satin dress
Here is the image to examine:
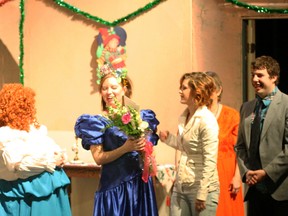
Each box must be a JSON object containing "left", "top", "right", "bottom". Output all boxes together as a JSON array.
[
  {"left": 0, "top": 168, "right": 71, "bottom": 216},
  {"left": 74, "top": 109, "right": 159, "bottom": 216}
]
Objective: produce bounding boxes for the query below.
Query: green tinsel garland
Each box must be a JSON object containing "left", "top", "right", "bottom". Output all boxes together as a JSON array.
[
  {"left": 226, "top": 0, "right": 288, "bottom": 14},
  {"left": 18, "top": 0, "right": 287, "bottom": 85},
  {"left": 19, "top": 0, "right": 25, "bottom": 85},
  {"left": 18, "top": 0, "right": 166, "bottom": 85},
  {"left": 53, "top": 0, "right": 165, "bottom": 26}
]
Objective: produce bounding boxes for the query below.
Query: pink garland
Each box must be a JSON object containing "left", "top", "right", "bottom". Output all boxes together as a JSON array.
[
  {"left": 141, "top": 140, "right": 157, "bottom": 183},
  {"left": 0, "top": 0, "right": 12, "bottom": 6}
]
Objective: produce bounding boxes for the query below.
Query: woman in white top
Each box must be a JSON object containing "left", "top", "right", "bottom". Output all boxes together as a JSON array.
[{"left": 160, "top": 72, "right": 219, "bottom": 216}]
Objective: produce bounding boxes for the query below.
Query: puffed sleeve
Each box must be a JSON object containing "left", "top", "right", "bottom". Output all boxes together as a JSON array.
[
  {"left": 140, "top": 109, "right": 160, "bottom": 145},
  {"left": 74, "top": 114, "right": 110, "bottom": 150}
]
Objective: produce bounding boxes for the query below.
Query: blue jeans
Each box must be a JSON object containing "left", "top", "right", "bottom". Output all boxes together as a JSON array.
[{"left": 170, "top": 184, "right": 219, "bottom": 216}]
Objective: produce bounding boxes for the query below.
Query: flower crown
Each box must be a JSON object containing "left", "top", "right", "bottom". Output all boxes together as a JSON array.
[{"left": 96, "top": 62, "right": 127, "bottom": 84}]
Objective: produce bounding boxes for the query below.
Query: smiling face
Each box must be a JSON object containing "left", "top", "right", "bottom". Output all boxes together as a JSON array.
[
  {"left": 100, "top": 75, "right": 125, "bottom": 108},
  {"left": 251, "top": 68, "right": 277, "bottom": 98}
]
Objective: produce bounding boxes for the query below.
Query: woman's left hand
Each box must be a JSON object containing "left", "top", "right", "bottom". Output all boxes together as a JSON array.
[{"left": 195, "top": 199, "right": 206, "bottom": 212}]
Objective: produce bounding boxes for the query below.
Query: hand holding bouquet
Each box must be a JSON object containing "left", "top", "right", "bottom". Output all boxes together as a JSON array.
[{"left": 105, "top": 97, "right": 157, "bottom": 182}]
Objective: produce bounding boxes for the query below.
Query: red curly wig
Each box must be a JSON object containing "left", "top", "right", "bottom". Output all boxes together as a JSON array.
[{"left": 0, "top": 83, "right": 39, "bottom": 132}]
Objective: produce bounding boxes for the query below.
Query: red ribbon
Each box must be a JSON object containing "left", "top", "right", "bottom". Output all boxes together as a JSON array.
[{"left": 141, "top": 140, "right": 157, "bottom": 183}]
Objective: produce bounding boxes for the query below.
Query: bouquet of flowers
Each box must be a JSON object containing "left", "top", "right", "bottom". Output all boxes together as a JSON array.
[
  {"left": 105, "top": 97, "right": 157, "bottom": 182},
  {"left": 106, "top": 99, "right": 151, "bottom": 138}
]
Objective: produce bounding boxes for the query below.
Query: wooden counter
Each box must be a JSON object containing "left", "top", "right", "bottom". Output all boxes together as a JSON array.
[
  {"left": 63, "top": 162, "right": 101, "bottom": 204},
  {"left": 63, "top": 162, "right": 101, "bottom": 178}
]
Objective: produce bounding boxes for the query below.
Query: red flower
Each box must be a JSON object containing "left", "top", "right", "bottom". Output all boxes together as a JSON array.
[{"left": 121, "top": 112, "right": 131, "bottom": 124}]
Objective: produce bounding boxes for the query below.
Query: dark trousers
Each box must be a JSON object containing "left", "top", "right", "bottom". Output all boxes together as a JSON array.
[{"left": 247, "top": 187, "right": 288, "bottom": 216}]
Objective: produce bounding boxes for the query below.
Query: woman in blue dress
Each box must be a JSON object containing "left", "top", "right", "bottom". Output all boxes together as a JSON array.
[
  {"left": 0, "top": 83, "right": 71, "bottom": 216},
  {"left": 74, "top": 71, "right": 159, "bottom": 216}
]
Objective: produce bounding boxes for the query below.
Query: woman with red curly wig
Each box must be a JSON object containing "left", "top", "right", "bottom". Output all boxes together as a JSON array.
[{"left": 0, "top": 83, "right": 72, "bottom": 216}]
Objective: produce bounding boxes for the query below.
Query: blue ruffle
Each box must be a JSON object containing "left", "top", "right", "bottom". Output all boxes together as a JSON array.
[
  {"left": 0, "top": 169, "right": 71, "bottom": 216},
  {"left": 74, "top": 114, "right": 110, "bottom": 150},
  {"left": 140, "top": 109, "right": 160, "bottom": 145},
  {"left": 0, "top": 169, "right": 70, "bottom": 198}
]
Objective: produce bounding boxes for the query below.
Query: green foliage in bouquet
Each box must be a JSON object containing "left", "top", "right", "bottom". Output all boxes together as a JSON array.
[{"left": 105, "top": 98, "right": 151, "bottom": 138}]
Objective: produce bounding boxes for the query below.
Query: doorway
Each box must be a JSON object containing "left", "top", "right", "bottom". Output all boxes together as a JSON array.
[{"left": 243, "top": 19, "right": 288, "bottom": 101}]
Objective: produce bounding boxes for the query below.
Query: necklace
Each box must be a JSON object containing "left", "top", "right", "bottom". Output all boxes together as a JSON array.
[
  {"left": 214, "top": 103, "right": 222, "bottom": 119},
  {"left": 214, "top": 104, "right": 219, "bottom": 115}
]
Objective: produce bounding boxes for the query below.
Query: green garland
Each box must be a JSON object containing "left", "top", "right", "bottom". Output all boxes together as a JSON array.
[
  {"left": 19, "top": 0, "right": 25, "bottom": 85},
  {"left": 53, "top": 0, "right": 165, "bottom": 26},
  {"left": 18, "top": 0, "right": 166, "bottom": 85},
  {"left": 226, "top": 0, "right": 288, "bottom": 14},
  {"left": 19, "top": 0, "right": 287, "bottom": 85}
]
